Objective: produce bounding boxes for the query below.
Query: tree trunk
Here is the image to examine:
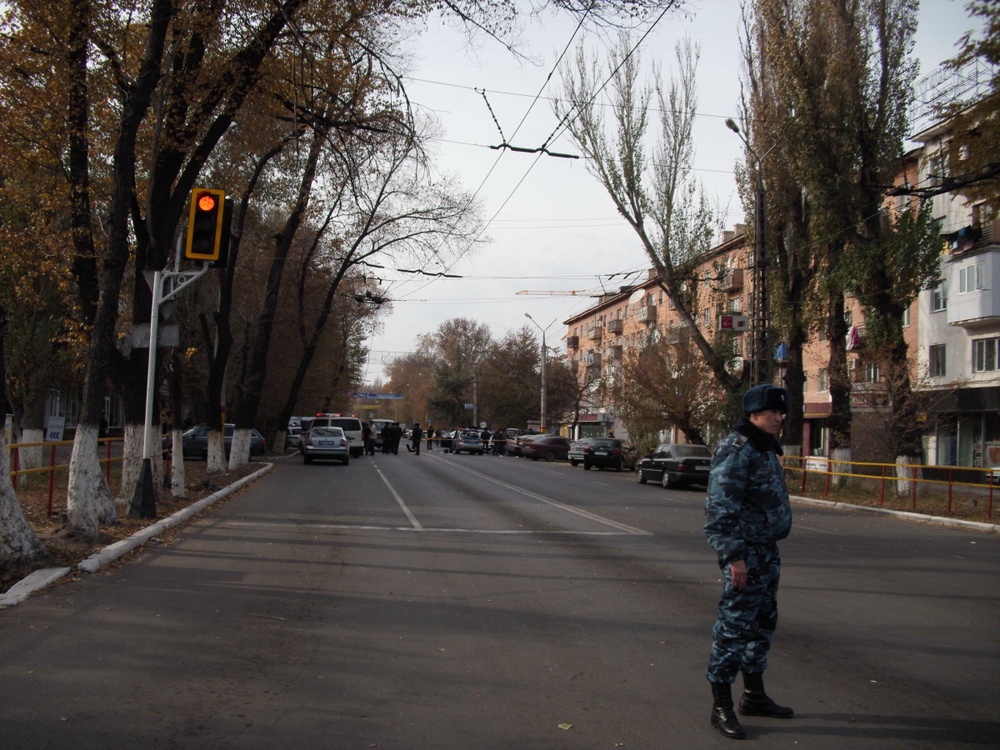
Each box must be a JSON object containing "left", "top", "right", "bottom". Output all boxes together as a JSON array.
[
  {"left": 206, "top": 428, "right": 228, "bottom": 475},
  {"left": 170, "top": 429, "right": 186, "bottom": 499},
  {"left": 228, "top": 429, "right": 254, "bottom": 470},
  {"left": 895, "top": 455, "right": 919, "bottom": 497},
  {"left": 18, "top": 428, "right": 44, "bottom": 472},
  {"left": 0, "top": 307, "right": 46, "bottom": 569},
  {"left": 118, "top": 423, "right": 144, "bottom": 507}
]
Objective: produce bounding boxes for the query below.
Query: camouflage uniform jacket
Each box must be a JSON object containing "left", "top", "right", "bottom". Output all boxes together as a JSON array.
[{"left": 704, "top": 418, "right": 792, "bottom": 567}]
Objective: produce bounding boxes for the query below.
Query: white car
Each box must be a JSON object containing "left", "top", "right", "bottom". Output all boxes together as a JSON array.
[
  {"left": 302, "top": 426, "right": 350, "bottom": 465},
  {"left": 302, "top": 415, "right": 364, "bottom": 457}
]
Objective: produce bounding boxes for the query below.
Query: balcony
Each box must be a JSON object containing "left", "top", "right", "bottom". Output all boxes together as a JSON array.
[
  {"left": 947, "top": 248, "right": 1000, "bottom": 328},
  {"left": 606, "top": 318, "right": 623, "bottom": 334},
  {"left": 636, "top": 305, "right": 657, "bottom": 323},
  {"left": 587, "top": 325, "right": 603, "bottom": 341},
  {"left": 609, "top": 344, "right": 623, "bottom": 359},
  {"left": 723, "top": 269, "right": 744, "bottom": 292},
  {"left": 566, "top": 335, "right": 579, "bottom": 350},
  {"left": 584, "top": 352, "right": 602, "bottom": 367}
]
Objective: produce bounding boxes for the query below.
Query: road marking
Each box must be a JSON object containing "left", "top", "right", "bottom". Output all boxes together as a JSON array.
[
  {"left": 223, "top": 521, "right": 638, "bottom": 536},
  {"left": 439, "top": 457, "right": 652, "bottom": 536},
  {"left": 373, "top": 463, "right": 423, "bottom": 530}
]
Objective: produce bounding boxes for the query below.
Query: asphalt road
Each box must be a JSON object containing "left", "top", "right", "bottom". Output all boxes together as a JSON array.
[{"left": 1, "top": 450, "right": 998, "bottom": 749}]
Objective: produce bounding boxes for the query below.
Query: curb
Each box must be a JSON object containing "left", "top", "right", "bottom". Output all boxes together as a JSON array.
[
  {"left": 790, "top": 494, "right": 999, "bottom": 534},
  {"left": 0, "top": 462, "right": 273, "bottom": 609}
]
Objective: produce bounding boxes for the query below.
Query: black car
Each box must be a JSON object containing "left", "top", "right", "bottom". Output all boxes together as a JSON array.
[
  {"left": 582, "top": 438, "right": 637, "bottom": 471},
  {"left": 637, "top": 443, "right": 712, "bottom": 488},
  {"left": 181, "top": 423, "right": 266, "bottom": 460}
]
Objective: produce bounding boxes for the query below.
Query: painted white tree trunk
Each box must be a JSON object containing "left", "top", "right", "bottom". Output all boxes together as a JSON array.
[
  {"left": 895, "top": 455, "right": 919, "bottom": 497},
  {"left": 170, "top": 429, "right": 186, "bottom": 498},
  {"left": 206, "top": 429, "right": 227, "bottom": 474},
  {"left": 780, "top": 445, "right": 801, "bottom": 490},
  {"left": 273, "top": 429, "right": 287, "bottom": 454},
  {"left": 228, "top": 428, "right": 252, "bottom": 471},
  {"left": 18, "top": 427, "right": 44, "bottom": 471},
  {"left": 0, "top": 429, "right": 46, "bottom": 567},
  {"left": 66, "top": 423, "right": 118, "bottom": 539},
  {"left": 118, "top": 423, "right": 144, "bottom": 507},
  {"left": 831, "top": 447, "right": 852, "bottom": 489}
]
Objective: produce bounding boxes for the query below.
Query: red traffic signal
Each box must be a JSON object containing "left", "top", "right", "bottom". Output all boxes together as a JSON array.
[{"left": 185, "top": 188, "right": 229, "bottom": 265}]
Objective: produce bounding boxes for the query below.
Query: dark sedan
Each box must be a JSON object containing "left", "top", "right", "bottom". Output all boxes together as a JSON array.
[
  {"left": 181, "top": 423, "right": 266, "bottom": 460},
  {"left": 637, "top": 443, "right": 712, "bottom": 488},
  {"left": 582, "top": 438, "right": 637, "bottom": 471},
  {"left": 519, "top": 434, "right": 571, "bottom": 462}
]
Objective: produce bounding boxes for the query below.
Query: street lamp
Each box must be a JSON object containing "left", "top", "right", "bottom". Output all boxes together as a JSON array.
[
  {"left": 524, "top": 313, "right": 556, "bottom": 433},
  {"left": 726, "top": 117, "right": 773, "bottom": 386}
]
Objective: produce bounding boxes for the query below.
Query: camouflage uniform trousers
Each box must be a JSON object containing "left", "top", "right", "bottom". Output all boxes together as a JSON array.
[{"left": 706, "top": 542, "right": 781, "bottom": 684}]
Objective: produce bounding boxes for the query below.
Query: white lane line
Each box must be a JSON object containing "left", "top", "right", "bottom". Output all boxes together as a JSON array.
[
  {"left": 373, "top": 462, "right": 423, "bottom": 530},
  {"left": 222, "top": 521, "right": 636, "bottom": 535},
  {"left": 792, "top": 523, "right": 844, "bottom": 535},
  {"left": 442, "top": 458, "right": 652, "bottom": 536}
]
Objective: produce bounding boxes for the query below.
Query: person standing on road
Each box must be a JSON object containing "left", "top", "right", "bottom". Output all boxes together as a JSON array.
[
  {"left": 390, "top": 422, "right": 403, "bottom": 454},
  {"left": 426, "top": 424, "right": 434, "bottom": 451},
  {"left": 408, "top": 423, "right": 423, "bottom": 455},
  {"left": 704, "top": 384, "right": 794, "bottom": 740},
  {"left": 363, "top": 421, "right": 375, "bottom": 455}
]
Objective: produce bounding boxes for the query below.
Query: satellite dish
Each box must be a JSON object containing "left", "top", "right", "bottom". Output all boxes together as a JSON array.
[{"left": 628, "top": 288, "right": 646, "bottom": 303}]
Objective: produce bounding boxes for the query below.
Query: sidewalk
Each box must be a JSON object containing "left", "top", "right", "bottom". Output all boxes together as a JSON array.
[{"left": 0, "top": 462, "right": 273, "bottom": 609}]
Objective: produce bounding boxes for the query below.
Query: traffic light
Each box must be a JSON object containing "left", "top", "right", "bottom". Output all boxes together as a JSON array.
[{"left": 184, "top": 188, "right": 231, "bottom": 266}]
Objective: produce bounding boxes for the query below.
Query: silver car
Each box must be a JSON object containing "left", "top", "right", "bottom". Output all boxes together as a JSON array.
[{"left": 302, "top": 426, "right": 350, "bottom": 465}]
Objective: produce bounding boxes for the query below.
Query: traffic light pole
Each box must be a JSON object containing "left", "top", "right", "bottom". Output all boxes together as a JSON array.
[{"left": 128, "top": 264, "right": 211, "bottom": 519}]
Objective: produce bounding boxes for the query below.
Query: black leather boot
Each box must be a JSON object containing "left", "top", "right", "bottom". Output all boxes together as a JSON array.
[
  {"left": 710, "top": 681, "right": 746, "bottom": 739},
  {"left": 739, "top": 671, "right": 794, "bottom": 718}
]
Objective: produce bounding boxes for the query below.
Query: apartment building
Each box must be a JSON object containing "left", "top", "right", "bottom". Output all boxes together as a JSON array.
[
  {"left": 905, "top": 127, "right": 1000, "bottom": 475},
  {"left": 562, "top": 228, "right": 751, "bottom": 442}
]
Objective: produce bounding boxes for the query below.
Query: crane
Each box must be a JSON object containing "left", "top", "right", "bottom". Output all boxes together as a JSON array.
[{"left": 515, "top": 289, "right": 600, "bottom": 297}]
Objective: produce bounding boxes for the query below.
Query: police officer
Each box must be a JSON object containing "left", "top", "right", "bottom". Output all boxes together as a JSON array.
[{"left": 704, "top": 384, "right": 794, "bottom": 739}]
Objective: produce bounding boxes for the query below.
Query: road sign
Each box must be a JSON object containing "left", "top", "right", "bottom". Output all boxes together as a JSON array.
[{"left": 719, "top": 314, "right": 749, "bottom": 332}]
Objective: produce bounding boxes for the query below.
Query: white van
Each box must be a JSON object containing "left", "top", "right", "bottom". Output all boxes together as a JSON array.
[
  {"left": 303, "top": 415, "right": 364, "bottom": 457},
  {"left": 370, "top": 418, "right": 395, "bottom": 450}
]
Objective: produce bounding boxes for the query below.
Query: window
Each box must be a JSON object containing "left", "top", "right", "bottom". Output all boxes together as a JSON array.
[
  {"left": 902, "top": 306, "right": 910, "bottom": 327},
  {"left": 959, "top": 262, "right": 985, "bottom": 293},
  {"left": 729, "top": 298, "right": 742, "bottom": 313},
  {"left": 929, "top": 344, "right": 946, "bottom": 377},
  {"left": 861, "top": 361, "right": 881, "bottom": 383},
  {"left": 973, "top": 338, "right": 999, "bottom": 372},
  {"left": 931, "top": 280, "right": 948, "bottom": 312},
  {"left": 703, "top": 308, "right": 710, "bottom": 327},
  {"left": 818, "top": 369, "right": 829, "bottom": 392}
]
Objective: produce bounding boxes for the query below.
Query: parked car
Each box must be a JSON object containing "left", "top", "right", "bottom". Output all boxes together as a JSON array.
[
  {"left": 582, "top": 438, "right": 637, "bottom": 471},
  {"left": 452, "top": 429, "right": 484, "bottom": 455},
  {"left": 509, "top": 433, "right": 540, "bottom": 457},
  {"left": 637, "top": 443, "right": 713, "bottom": 488},
  {"left": 520, "top": 434, "right": 571, "bottom": 462},
  {"left": 286, "top": 425, "right": 302, "bottom": 449},
  {"left": 568, "top": 437, "right": 595, "bottom": 467},
  {"left": 301, "top": 426, "right": 350, "bottom": 465},
  {"left": 181, "top": 423, "right": 266, "bottom": 460}
]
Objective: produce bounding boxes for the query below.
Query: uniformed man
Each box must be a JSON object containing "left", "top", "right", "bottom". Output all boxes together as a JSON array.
[{"left": 704, "top": 384, "right": 794, "bottom": 739}]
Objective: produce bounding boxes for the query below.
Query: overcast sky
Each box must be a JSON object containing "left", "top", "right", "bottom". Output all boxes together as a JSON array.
[{"left": 363, "top": 0, "right": 978, "bottom": 384}]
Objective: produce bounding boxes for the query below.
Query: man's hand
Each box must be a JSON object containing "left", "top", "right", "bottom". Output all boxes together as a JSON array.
[{"left": 729, "top": 559, "right": 747, "bottom": 590}]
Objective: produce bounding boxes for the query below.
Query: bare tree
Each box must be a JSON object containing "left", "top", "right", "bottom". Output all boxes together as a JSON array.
[{"left": 557, "top": 37, "right": 736, "bottom": 393}]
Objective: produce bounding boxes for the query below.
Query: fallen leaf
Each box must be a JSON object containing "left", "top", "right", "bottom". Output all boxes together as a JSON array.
[{"left": 558, "top": 723, "right": 573, "bottom": 730}]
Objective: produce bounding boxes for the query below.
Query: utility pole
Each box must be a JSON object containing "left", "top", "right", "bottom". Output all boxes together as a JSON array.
[
  {"left": 525, "top": 313, "right": 558, "bottom": 433},
  {"left": 726, "top": 118, "right": 779, "bottom": 386}
]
